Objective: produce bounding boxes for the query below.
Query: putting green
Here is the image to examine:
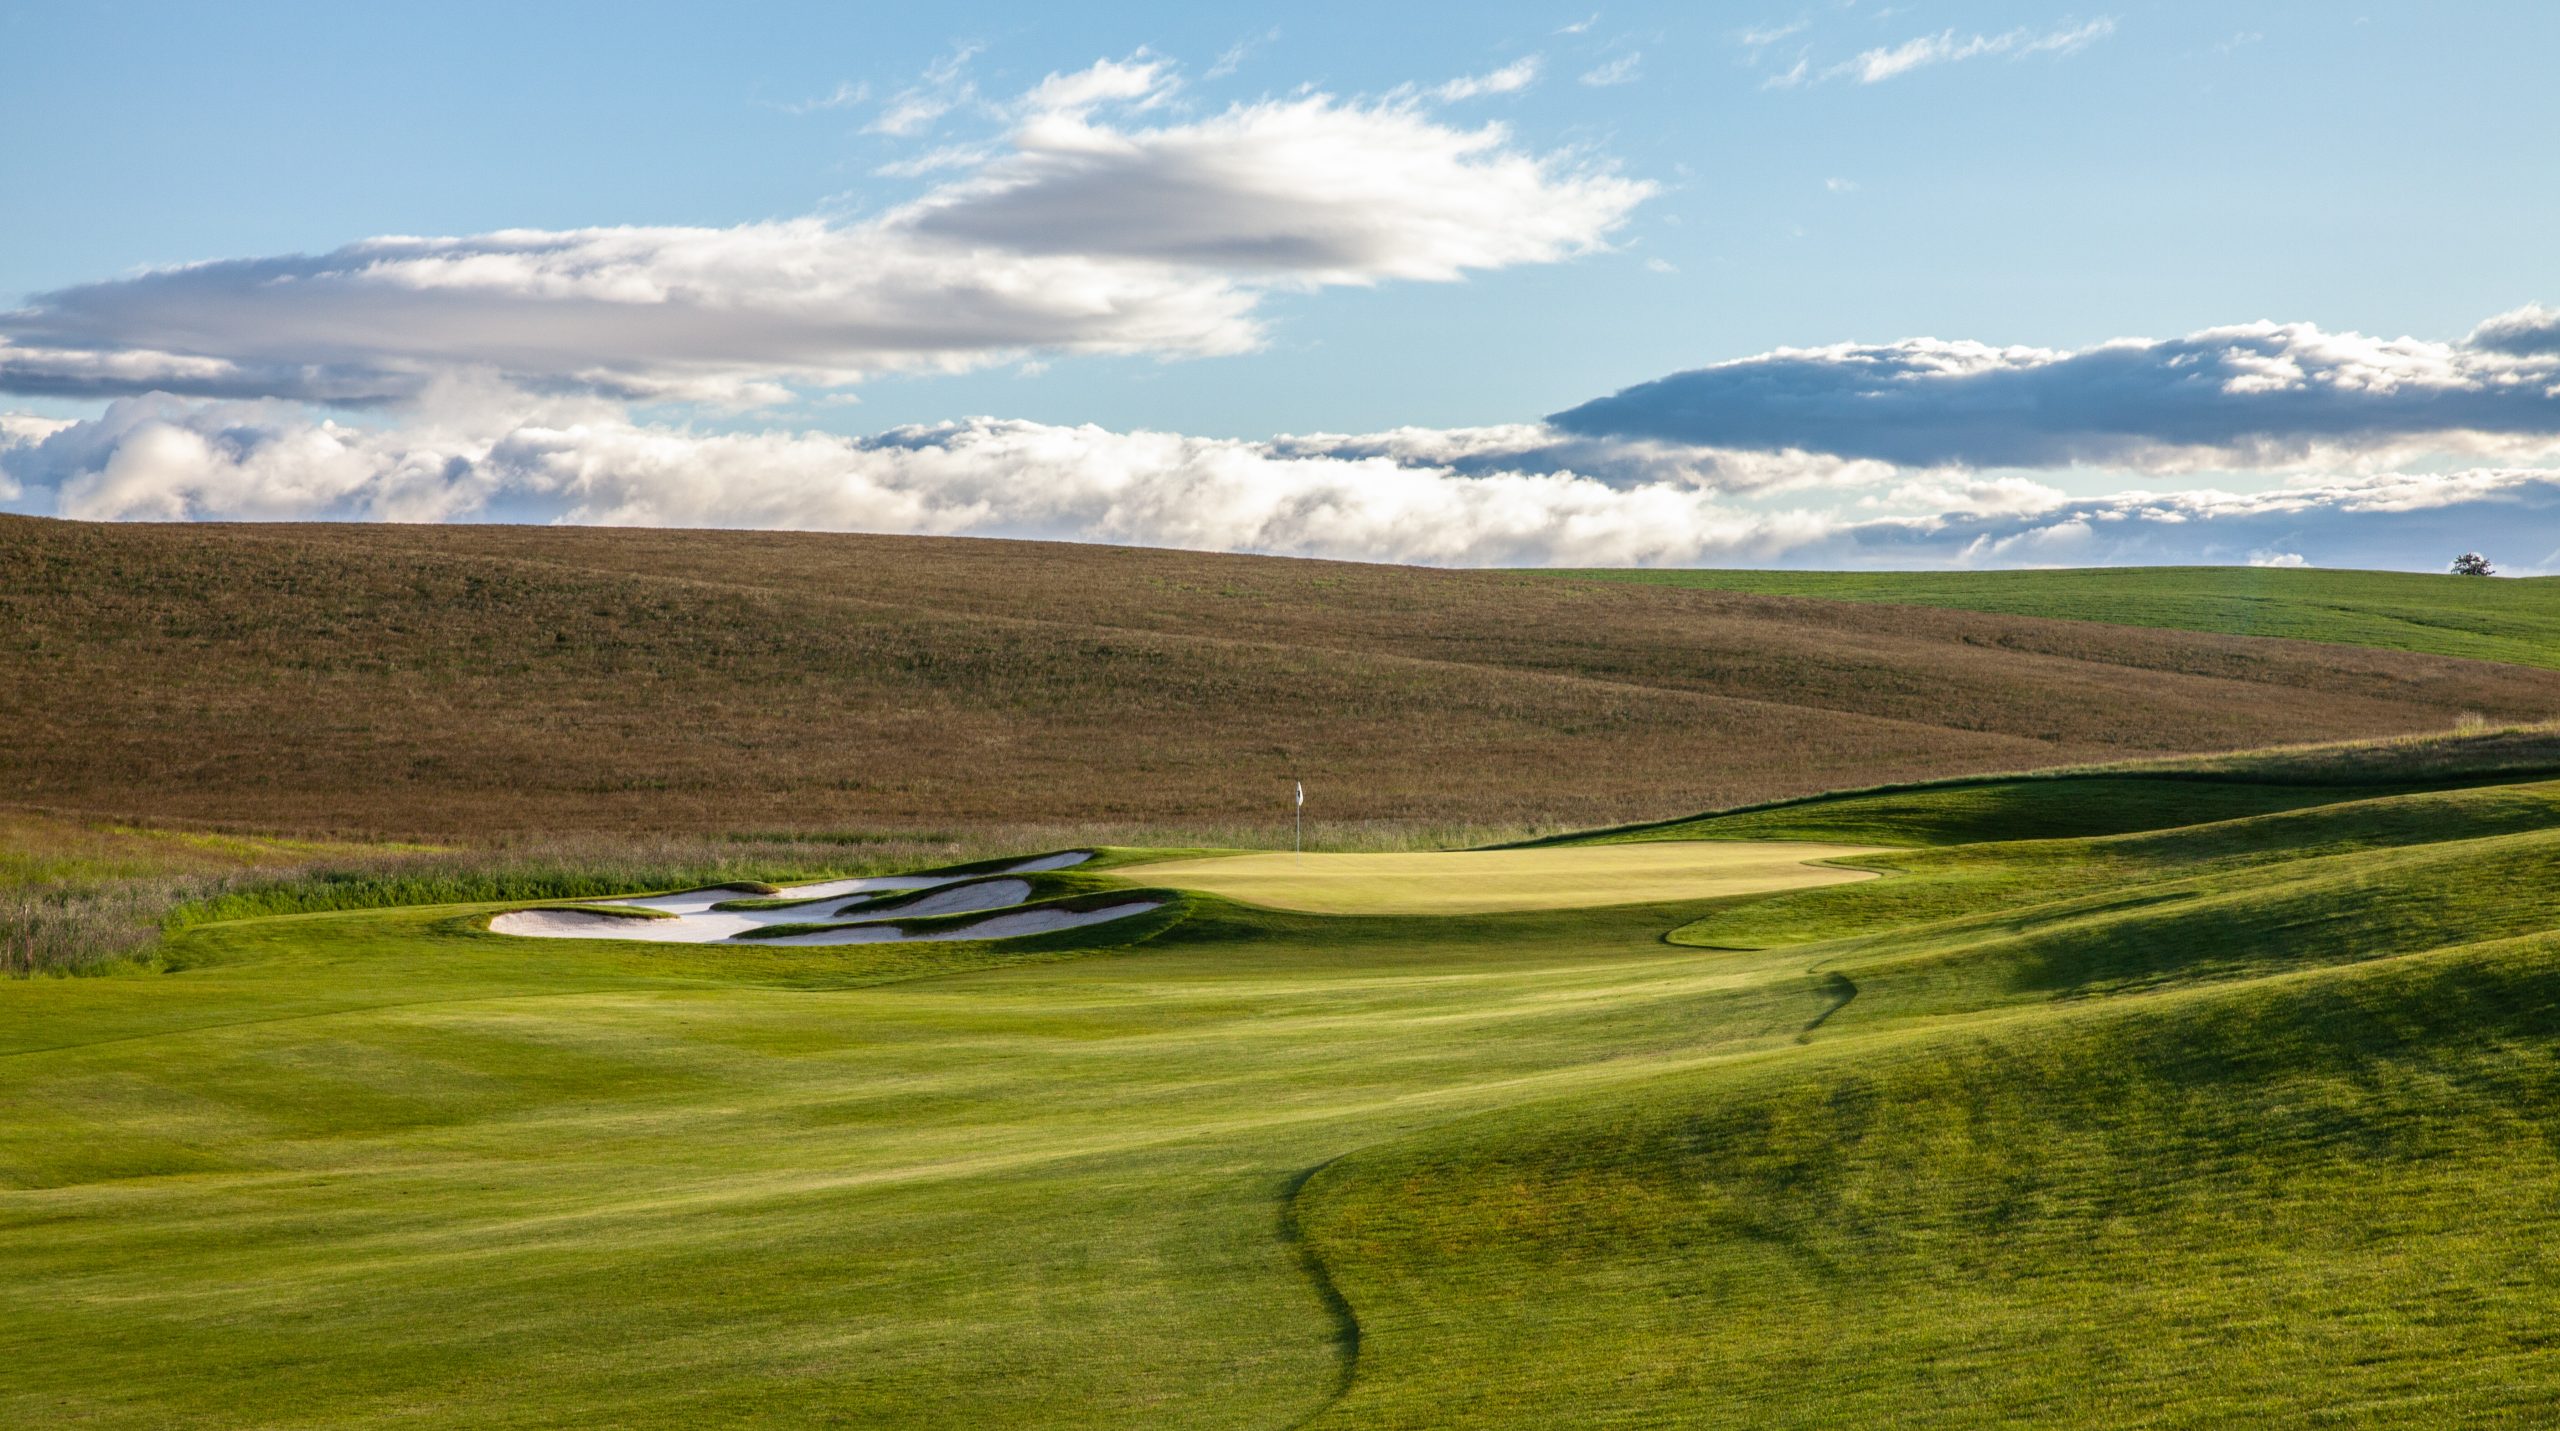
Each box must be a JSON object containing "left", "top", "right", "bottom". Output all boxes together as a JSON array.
[{"left": 1131, "top": 841, "right": 1888, "bottom": 914}]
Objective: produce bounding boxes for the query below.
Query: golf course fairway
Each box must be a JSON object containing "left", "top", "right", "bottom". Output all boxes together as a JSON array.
[
  {"left": 12, "top": 734, "right": 2560, "bottom": 1426},
  {"left": 1128, "top": 841, "right": 1887, "bottom": 913}
]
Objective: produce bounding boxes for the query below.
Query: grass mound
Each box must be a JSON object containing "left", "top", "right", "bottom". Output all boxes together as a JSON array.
[{"left": 1297, "top": 934, "right": 2560, "bottom": 1428}]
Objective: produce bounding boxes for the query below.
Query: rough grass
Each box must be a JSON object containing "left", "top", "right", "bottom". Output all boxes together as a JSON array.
[
  {"left": 1542, "top": 563, "right": 2560, "bottom": 669},
  {"left": 11, "top": 516, "right": 2560, "bottom": 840}
]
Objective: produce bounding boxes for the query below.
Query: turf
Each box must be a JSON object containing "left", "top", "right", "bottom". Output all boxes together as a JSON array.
[
  {"left": 1542, "top": 564, "right": 2560, "bottom": 669},
  {"left": 1133, "top": 842, "right": 1886, "bottom": 913},
  {"left": 10, "top": 738, "right": 2560, "bottom": 1425}
]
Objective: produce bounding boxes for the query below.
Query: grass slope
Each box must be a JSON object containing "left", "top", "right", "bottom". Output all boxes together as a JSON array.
[
  {"left": 1545, "top": 564, "right": 2560, "bottom": 670},
  {"left": 10, "top": 732, "right": 2560, "bottom": 1425},
  {"left": 10, "top": 516, "right": 2560, "bottom": 839}
]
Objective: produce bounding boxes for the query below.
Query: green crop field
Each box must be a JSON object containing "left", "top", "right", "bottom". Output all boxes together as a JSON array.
[
  {"left": 11, "top": 724, "right": 2560, "bottom": 1427},
  {"left": 1541, "top": 564, "right": 2560, "bottom": 670}
]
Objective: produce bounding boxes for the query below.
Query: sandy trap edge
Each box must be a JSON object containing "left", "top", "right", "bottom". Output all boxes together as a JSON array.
[{"left": 484, "top": 851, "right": 1169, "bottom": 945}]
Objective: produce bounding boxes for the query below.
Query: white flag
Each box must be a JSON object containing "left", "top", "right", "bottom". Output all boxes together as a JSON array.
[{"left": 1294, "top": 780, "right": 1305, "bottom": 808}]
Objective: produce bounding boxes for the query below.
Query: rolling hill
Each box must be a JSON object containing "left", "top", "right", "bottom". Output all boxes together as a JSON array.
[
  {"left": 1543, "top": 564, "right": 2560, "bottom": 670},
  {"left": 8, "top": 515, "right": 2560, "bottom": 841}
]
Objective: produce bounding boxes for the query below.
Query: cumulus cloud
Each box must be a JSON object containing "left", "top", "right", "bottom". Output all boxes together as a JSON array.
[
  {"left": 0, "top": 397, "right": 1814, "bottom": 564},
  {"left": 0, "top": 68, "right": 1651, "bottom": 407},
  {"left": 2471, "top": 302, "right": 2560, "bottom": 356},
  {"left": 13, "top": 394, "right": 2558, "bottom": 573},
  {"left": 1549, "top": 314, "right": 2560, "bottom": 471},
  {"left": 904, "top": 90, "right": 1646, "bottom": 281}
]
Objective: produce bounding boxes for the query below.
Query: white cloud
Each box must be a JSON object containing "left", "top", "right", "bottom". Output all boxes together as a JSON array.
[
  {"left": 2249, "top": 550, "right": 2308, "bottom": 567},
  {"left": 783, "top": 80, "right": 869, "bottom": 115},
  {"left": 1557, "top": 14, "right": 1599, "bottom": 37},
  {"left": 0, "top": 398, "right": 1809, "bottom": 564},
  {"left": 1739, "top": 20, "right": 1808, "bottom": 48},
  {"left": 1433, "top": 57, "right": 1541, "bottom": 102},
  {"left": 2471, "top": 302, "right": 2560, "bottom": 356},
  {"left": 1020, "top": 54, "right": 1176, "bottom": 118},
  {"left": 1827, "top": 18, "right": 2116, "bottom": 84},
  {"left": 0, "top": 78, "right": 1652, "bottom": 407},
  {"left": 902, "top": 95, "right": 1653, "bottom": 283},
  {"left": 0, "top": 414, "right": 73, "bottom": 500},
  {"left": 1549, "top": 313, "right": 2560, "bottom": 471},
  {"left": 12, "top": 395, "right": 2560, "bottom": 572},
  {"left": 1204, "top": 28, "right": 1279, "bottom": 81},
  {"left": 872, "top": 143, "right": 996, "bottom": 179},
  {"left": 1763, "top": 55, "right": 1810, "bottom": 89},
  {"left": 14, "top": 394, "right": 2560, "bottom": 572},
  {"left": 1580, "top": 52, "right": 1643, "bottom": 86},
  {"left": 865, "top": 43, "right": 982, "bottom": 136}
]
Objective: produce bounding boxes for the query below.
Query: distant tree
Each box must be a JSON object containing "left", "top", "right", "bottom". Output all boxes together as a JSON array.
[{"left": 2451, "top": 552, "right": 2496, "bottom": 577}]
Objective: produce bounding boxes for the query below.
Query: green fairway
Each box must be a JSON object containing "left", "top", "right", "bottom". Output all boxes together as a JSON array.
[
  {"left": 1129, "top": 841, "right": 1887, "bottom": 913},
  {"left": 1539, "top": 564, "right": 2560, "bottom": 669},
  {"left": 10, "top": 736, "right": 2560, "bottom": 1425}
]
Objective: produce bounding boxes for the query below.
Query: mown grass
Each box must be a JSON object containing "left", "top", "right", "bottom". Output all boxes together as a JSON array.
[
  {"left": 1545, "top": 563, "right": 2560, "bottom": 669},
  {"left": 10, "top": 733, "right": 2560, "bottom": 1424}
]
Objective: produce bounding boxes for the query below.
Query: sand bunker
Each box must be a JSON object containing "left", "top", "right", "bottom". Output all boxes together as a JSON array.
[
  {"left": 488, "top": 853, "right": 1131, "bottom": 945},
  {"left": 1128, "top": 842, "right": 1890, "bottom": 915},
  {"left": 746, "top": 901, "right": 1164, "bottom": 946}
]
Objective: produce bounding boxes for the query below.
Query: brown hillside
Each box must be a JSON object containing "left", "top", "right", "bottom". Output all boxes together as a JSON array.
[{"left": 5, "top": 515, "right": 2556, "bottom": 839}]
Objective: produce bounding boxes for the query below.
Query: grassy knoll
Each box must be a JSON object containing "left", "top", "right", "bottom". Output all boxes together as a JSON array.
[
  {"left": 1135, "top": 841, "right": 1886, "bottom": 914},
  {"left": 1544, "top": 564, "right": 2560, "bottom": 669},
  {"left": 10, "top": 738, "right": 2560, "bottom": 1424},
  {"left": 10, "top": 516, "right": 2560, "bottom": 839}
]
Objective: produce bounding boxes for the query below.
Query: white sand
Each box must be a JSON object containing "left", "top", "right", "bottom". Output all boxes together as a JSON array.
[
  {"left": 487, "top": 908, "right": 712, "bottom": 942},
  {"left": 830, "top": 878, "right": 1033, "bottom": 922},
  {"left": 489, "top": 854, "right": 1111, "bottom": 945},
  {"left": 747, "top": 901, "right": 1163, "bottom": 946}
]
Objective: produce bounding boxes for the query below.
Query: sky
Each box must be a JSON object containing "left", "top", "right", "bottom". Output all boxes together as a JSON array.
[{"left": 4, "top": 0, "right": 2558, "bottom": 570}]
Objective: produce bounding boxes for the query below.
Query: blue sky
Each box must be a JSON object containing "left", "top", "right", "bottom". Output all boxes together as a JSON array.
[{"left": 5, "top": 1, "right": 2558, "bottom": 569}]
